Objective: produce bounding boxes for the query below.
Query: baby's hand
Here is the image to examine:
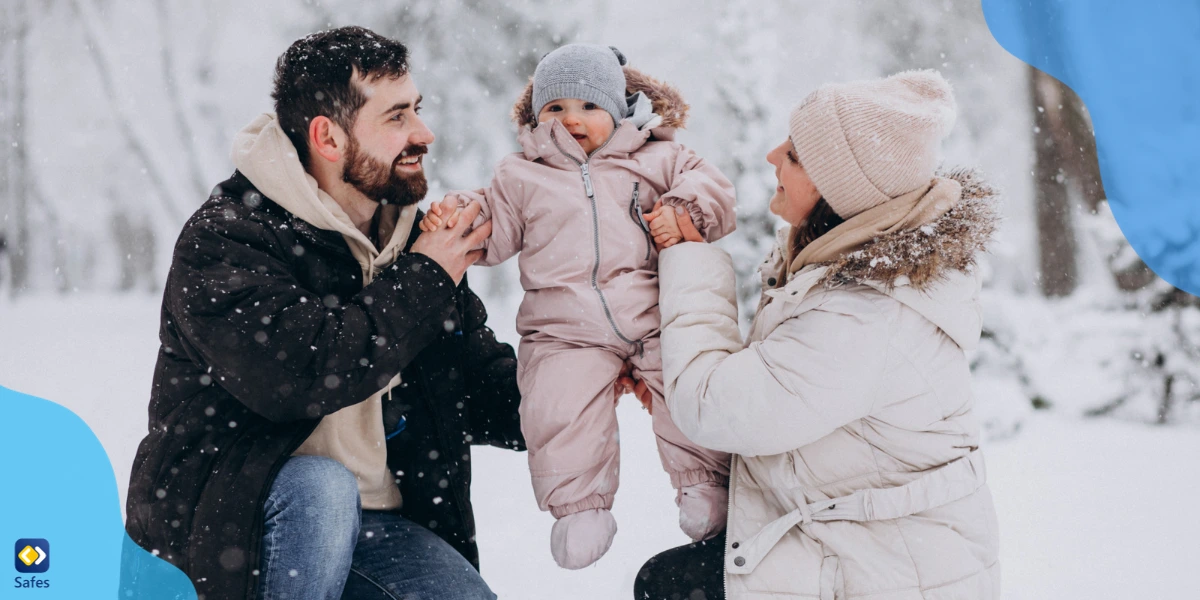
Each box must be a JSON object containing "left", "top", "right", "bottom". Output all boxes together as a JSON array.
[
  {"left": 645, "top": 201, "right": 683, "bottom": 250},
  {"left": 420, "top": 195, "right": 465, "bottom": 232}
]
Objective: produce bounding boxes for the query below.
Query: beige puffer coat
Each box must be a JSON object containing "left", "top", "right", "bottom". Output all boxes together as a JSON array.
[{"left": 659, "top": 170, "right": 1001, "bottom": 599}]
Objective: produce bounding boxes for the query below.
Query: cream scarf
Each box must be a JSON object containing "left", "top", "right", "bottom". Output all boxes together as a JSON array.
[{"left": 784, "top": 176, "right": 963, "bottom": 281}]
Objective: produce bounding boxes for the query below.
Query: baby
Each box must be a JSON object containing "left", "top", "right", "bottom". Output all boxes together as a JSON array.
[{"left": 421, "top": 44, "right": 735, "bottom": 569}]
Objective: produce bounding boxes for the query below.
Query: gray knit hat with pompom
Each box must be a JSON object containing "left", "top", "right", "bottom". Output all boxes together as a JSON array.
[{"left": 533, "top": 44, "right": 628, "bottom": 125}]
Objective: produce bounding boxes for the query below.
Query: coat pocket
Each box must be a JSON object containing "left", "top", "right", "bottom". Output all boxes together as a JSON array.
[{"left": 627, "top": 182, "right": 652, "bottom": 261}]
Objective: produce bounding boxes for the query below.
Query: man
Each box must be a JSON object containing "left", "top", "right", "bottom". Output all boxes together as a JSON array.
[{"left": 124, "top": 26, "right": 523, "bottom": 600}]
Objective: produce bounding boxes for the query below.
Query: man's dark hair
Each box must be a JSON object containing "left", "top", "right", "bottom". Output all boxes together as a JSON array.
[{"left": 272, "top": 26, "right": 410, "bottom": 168}]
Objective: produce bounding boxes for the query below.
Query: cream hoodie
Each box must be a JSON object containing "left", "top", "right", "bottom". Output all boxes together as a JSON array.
[{"left": 231, "top": 113, "right": 418, "bottom": 509}]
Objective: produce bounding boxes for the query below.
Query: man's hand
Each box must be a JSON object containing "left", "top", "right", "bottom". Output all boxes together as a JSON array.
[
  {"left": 410, "top": 200, "right": 491, "bottom": 285},
  {"left": 616, "top": 360, "right": 654, "bottom": 414}
]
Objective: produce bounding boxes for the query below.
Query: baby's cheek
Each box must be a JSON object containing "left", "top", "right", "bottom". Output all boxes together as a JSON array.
[{"left": 591, "top": 120, "right": 615, "bottom": 140}]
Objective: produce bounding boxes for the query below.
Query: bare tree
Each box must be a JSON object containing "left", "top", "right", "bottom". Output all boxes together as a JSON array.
[
  {"left": 0, "top": 1, "right": 12, "bottom": 292},
  {"left": 2, "top": 0, "right": 33, "bottom": 296},
  {"left": 72, "top": 0, "right": 189, "bottom": 225},
  {"left": 155, "top": 0, "right": 211, "bottom": 202}
]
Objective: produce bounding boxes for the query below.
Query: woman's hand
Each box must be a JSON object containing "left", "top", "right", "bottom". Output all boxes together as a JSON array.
[
  {"left": 645, "top": 201, "right": 706, "bottom": 250},
  {"left": 645, "top": 201, "right": 683, "bottom": 250},
  {"left": 676, "top": 204, "right": 705, "bottom": 243},
  {"left": 616, "top": 360, "right": 654, "bottom": 413}
]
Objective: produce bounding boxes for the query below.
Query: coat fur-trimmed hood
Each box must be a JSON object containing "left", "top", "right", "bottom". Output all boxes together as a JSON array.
[
  {"left": 817, "top": 167, "right": 1000, "bottom": 290},
  {"left": 511, "top": 65, "right": 690, "bottom": 130}
]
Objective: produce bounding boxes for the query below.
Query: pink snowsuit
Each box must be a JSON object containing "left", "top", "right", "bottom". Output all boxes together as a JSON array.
[{"left": 449, "top": 70, "right": 734, "bottom": 521}]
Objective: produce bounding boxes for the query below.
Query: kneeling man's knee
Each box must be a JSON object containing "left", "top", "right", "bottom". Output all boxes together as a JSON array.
[{"left": 266, "top": 456, "right": 361, "bottom": 535}]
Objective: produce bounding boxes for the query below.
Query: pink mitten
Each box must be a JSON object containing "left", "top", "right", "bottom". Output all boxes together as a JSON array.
[
  {"left": 549, "top": 508, "right": 618, "bottom": 569},
  {"left": 677, "top": 482, "right": 728, "bottom": 541}
]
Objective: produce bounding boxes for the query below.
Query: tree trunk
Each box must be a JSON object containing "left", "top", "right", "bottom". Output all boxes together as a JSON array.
[
  {"left": 6, "top": 0, "right": 32, "bottom": 295},
  {"left": 0, "top": 1, "right": 11, "bottom": 291},
  {"left": 156, "top": 0, "right": 209, "bottom": 201},
  {"left": 1036, "top": 66, "right": 1164, "bottom": 293},
  {"left": 1030, "top": 67, "right": 1078, "bottom": 297}
]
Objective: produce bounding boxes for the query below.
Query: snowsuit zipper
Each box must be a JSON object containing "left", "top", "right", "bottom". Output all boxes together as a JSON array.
[{"left": 551, "top": 132, "right": 644, "bottom": 357}]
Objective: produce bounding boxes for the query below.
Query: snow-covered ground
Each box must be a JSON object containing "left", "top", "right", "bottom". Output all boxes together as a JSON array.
[{"left": 2, "top": 293, "right": 1198, "bottom": 599}]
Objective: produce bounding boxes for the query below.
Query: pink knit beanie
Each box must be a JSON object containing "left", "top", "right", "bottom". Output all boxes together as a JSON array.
[{"left": 788, "top": 69, "right": 956, "bottom": 219}]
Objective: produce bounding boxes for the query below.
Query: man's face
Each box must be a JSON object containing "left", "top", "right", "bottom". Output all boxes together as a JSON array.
[{"left": 342, "top": 73, "right": 435, "bottom": 207}]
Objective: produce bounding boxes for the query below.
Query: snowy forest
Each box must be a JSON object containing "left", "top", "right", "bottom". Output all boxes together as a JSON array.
[{"left": 1, "top": 1, "right": 1197, "bottom": 598}]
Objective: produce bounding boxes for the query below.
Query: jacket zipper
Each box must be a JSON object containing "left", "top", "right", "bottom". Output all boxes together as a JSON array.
[
  {"left": 725, "top": 457, "right": 735, "bottom": 597},
  {"left": 551, "top": 133, "right": 642, "bottom": 355},
  {"left": 628, "top": 182, "right": 652, "bottom": 261},
  {"left": 415, "top": 358, "right": 472, "bottom": 533}
]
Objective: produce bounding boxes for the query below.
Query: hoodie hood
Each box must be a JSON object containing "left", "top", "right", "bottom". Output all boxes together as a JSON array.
[
  {"left": 763, "top": 167, "right": 999, "bottom": 350},
  {"left": 230, "top": 113, "right": 418, "bottom": 272}
]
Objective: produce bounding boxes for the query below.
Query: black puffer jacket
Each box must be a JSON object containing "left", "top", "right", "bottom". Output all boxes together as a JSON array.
[{"left": 125, "top": 172, "right": 524, "bottom": 600}]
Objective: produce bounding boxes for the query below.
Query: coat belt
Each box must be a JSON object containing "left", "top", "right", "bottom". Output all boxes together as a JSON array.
[{"left": 726, "top": 449, "right": 987, "bottom": 578}]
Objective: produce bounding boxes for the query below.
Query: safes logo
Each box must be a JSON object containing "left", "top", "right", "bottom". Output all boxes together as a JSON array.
[{"left": 14, "top": 539, "right": 49, "bottom": 574}]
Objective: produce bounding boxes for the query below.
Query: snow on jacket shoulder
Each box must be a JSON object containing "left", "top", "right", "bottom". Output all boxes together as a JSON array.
[{"left": 659, "top": 168, "right": 1001, "bottom": 600}]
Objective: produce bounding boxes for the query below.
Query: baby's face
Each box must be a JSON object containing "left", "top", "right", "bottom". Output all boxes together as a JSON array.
[{"left": 538, "top": 98, "right": 615, "bottom": 155}]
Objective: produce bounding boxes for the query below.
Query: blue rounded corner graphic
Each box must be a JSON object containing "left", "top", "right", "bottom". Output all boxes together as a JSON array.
[
  {"left": 982, "top": 0, "right": 1200, "bottom": 295},
  {"left": 0, "top": 385, "right": 196, "bottom": 599}
]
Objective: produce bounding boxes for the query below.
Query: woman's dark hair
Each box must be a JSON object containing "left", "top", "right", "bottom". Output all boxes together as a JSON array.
[
  {"left": 783, "top": 198, "right": 845, "bottom": 283},
  {"left": 271, "top": 26, "right": 410, "bottom": 167}
]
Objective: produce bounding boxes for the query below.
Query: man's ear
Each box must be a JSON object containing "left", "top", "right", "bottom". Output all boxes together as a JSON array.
[{"left": 308, "top": 116, "right": 345, "bottom": 164}]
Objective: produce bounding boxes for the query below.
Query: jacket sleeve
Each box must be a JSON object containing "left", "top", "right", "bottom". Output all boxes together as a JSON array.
[
  {"left": 165, "top": 204, "right": 458, "bottom": 423},
  {"left": 658, "top": 243, "right": 889, "bottom": 457},
  {"left": 449, "top": 159, "right": 525, "bottom": 267},
  {"left": 455, "top": 274, "right": 526, "bottom": 450},
  {"left": 658, "top": 144, "right": 738, "bottom": 242}
]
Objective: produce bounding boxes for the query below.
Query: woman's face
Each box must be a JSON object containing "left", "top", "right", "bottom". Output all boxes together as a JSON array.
[{"left": 767, "top": 140, "right": 822, "bottom": 227}]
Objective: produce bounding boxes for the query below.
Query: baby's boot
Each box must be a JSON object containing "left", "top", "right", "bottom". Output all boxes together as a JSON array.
[
  {"left": 677, "top": 481, "right": 728, "bottom": 541},
  {"left": 549, "top": 508, "right": 618, "bottom": 569}
]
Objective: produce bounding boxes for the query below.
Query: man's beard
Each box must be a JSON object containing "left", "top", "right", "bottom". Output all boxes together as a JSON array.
[{"left": 342, "top": 135, "right": 429, "bottom": 207}]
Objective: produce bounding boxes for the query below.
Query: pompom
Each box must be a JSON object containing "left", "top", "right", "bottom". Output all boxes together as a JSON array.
[{"left": 609, "top": 46, "right": 627, "bottom": 66}]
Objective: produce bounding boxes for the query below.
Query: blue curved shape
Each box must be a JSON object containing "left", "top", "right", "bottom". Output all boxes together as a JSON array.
[
  {"left": 0, "top": 385, "right": 196, "bottom": 599},
  {"left": 983, "top": 0, "right": 1200, "bottom": 294}
]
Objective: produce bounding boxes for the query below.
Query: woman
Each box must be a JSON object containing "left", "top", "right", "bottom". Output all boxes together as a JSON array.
[{"left": 635, "top": 70, "right": 1001, "bottom": 599}]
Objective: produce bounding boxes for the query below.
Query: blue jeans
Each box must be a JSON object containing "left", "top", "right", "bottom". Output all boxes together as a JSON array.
[{"left": 258, "top": 456, "right": 496, "bottom": 600}]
